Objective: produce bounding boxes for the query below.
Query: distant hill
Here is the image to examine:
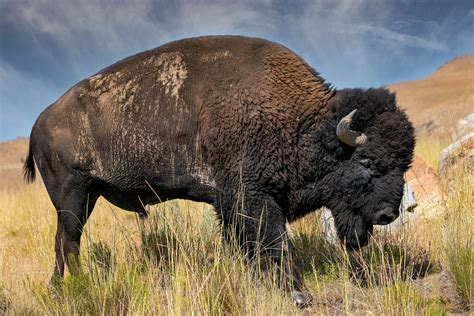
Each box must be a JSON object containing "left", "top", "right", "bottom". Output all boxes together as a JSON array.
[
  {"left": 388, "top": 54, "right": 474, "bottom": 135},
  {"left": 0, "top": 138, "right": 29, "bottom": 190}
]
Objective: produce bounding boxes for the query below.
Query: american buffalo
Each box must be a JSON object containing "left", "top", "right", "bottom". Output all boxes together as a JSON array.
[{"left": 24, "top": 35, "right": 415, "bottom": 305}]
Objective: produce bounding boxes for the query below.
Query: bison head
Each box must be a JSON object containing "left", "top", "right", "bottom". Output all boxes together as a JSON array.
[{"left": 320, "top": 88, "right": 415, "bottom": 250}]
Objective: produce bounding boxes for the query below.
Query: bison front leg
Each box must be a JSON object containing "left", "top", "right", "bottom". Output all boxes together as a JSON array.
[
  {"left": 218, "top": 193, "right": 310, "bottom": 306},
  {"left": 258, "top": 223, "right": 309, "bottom": 306}
]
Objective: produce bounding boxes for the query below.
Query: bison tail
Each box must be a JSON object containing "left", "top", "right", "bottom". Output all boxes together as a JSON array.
[{"left": 23, "top": 143, "right": 36, "bottom": 183}]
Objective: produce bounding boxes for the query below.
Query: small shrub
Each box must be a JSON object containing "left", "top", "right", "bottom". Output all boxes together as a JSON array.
[
  {"left": 88, "top": 240, "right": 116, "bottom": 282},
  {"left": 140, "top": 219, "right": 179, "bottom": 269},
  {"left": 382, "top": 282, "right": 425, "bottom": 314},
  {"left": 292, "top": 212, "right": 344, "bottom": 275},
  {"left": 350, "top": 238, "right": 436, "bottom": 287}
]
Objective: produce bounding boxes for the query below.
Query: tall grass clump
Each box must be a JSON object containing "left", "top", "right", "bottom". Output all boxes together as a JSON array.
[
  {"left": 290, "top": 209, "right": 445, "bottom": 314},
  {"left": 32, "top": 264, "right": 150, "bottom": 314},
  {"left": 87, "top": 240, "right": 116, "bottom": 283},
  {"left": 416, "top": 133, "right": 472, "bottom": 310},
  {"left": 415, "top": 134, "right": 452, "bottom": 170},
  {"left": 347, "top": 230, "right": 444, "bottom": 314},
  {"left": 440, "top": 165, "right": 473, "bottom": 309}
]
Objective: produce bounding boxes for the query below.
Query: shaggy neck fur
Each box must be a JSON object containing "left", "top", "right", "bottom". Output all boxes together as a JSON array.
[{"left": 287, "top": 88, "right": 415, "bottom": 248}]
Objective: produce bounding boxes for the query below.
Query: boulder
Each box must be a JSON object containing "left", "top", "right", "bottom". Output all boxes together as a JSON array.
[
  {"left": 395, "top": 156, "right": 444, "bottom": 225},
  {"left": 452, "top": 112, "right": 474, "bottom": 140},
  {"left": 439, "top": 113, "right": 474, "bottom": 191},
  {"left": 406, "top": 156, "right": 441, "bottom": 201}
]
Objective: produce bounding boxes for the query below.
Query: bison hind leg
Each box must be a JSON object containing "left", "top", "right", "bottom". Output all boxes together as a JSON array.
[
  {"left": 44, "top": 176, "right": 100, "bottom": 284},
  {"left": 53, "top": 196, "right": 97, "bottom": 279}
]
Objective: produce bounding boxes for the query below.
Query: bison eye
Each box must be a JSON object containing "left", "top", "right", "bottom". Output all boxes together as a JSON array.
[{"left": 359, "top": 159, "right": 372, "bottom": 168}]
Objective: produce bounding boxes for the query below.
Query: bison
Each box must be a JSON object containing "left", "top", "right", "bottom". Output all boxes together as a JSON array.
[{"left": 24, "top": 35, "right": 415, "bottom": 305}]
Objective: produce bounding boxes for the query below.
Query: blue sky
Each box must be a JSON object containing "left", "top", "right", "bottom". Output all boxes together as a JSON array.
[{"left": 1, "top": 0, "right": 473, "bottom": 141}]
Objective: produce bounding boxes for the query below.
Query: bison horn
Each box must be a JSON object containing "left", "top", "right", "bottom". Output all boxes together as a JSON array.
[{"left": 336, "top": 109, "right": 367, "bottom": 147}]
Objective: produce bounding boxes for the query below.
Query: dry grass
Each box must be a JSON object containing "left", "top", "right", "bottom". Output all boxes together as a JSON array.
[
  {"left": 415, "top": 134, "right": 453, "bottom": 171},
  {"left": 0, "top": 136, "right": 472, "bottom": 314}
]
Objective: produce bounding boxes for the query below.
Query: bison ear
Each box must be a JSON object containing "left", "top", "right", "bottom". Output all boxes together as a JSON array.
[{"left": 336, "top": 109, "right": 367, "bottom": 147}]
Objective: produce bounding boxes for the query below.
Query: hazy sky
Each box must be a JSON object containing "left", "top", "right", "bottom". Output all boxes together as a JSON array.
[{"left": 1, "top": 0, "right": 473, "bottom": 140}]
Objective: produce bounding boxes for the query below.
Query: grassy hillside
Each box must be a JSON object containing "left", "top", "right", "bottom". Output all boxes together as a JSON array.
[{"left": 388, "top": 54, "right": 474, "bottom": 135}]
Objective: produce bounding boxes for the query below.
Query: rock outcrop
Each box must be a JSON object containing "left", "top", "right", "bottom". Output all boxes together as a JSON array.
[{"left": 438, "top": 113, "right": 474, "bottom": 191}]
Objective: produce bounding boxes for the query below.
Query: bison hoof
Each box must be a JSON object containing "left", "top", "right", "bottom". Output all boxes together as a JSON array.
[
  {"left": 48, "top": 275, "right": 63, "bottom": 299},
  {"left": 291, "top": 290, "right": 312, "bottom": 308}
]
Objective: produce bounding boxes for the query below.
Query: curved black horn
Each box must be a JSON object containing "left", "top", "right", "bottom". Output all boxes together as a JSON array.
[{"left": 336, "top": 109, "right": 367, "bottom": 147}]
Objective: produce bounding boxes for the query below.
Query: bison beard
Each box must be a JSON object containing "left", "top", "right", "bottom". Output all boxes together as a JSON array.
[{"left": 23, "top": 36, "right": 415, "bottom": 307}]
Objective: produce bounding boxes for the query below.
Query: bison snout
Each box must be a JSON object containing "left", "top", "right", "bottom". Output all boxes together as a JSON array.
[{"left": 372, "top": 208, "right": 399, "bottom": 225}]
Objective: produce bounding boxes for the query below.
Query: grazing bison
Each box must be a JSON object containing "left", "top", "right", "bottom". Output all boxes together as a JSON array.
[{"left": 24, "top": 35, "right": 414, "bottom": 305}]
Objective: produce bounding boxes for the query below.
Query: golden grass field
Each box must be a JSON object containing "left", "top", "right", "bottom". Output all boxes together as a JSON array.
[
  {"left": 0, "top": 135, "right": 472, "bottom": 314},
  {"left": 0, "top": 56, "right": 472, "bottom": 314}
]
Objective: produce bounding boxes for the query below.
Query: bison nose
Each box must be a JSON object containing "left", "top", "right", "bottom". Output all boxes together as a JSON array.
[{"left": 372, "top": 208, "right": 398, "bottom": 225}]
